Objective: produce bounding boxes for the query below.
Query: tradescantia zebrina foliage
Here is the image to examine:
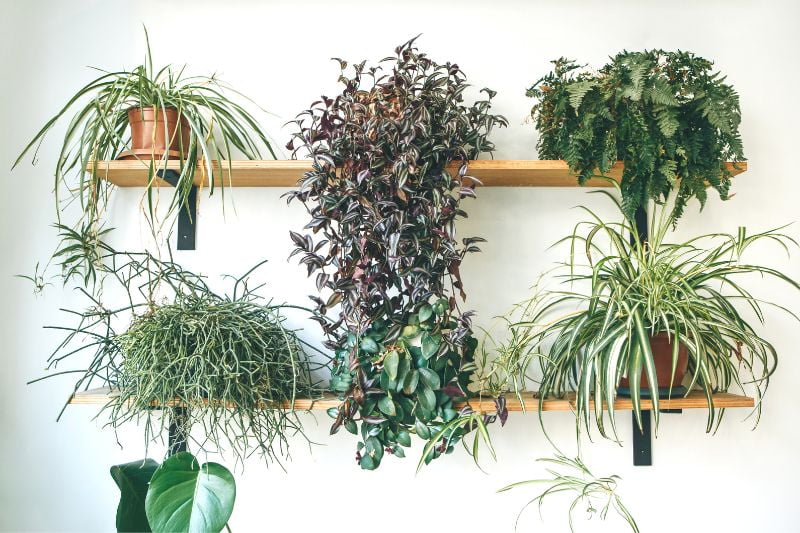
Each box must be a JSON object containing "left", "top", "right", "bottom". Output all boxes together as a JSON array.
[
  {"left": 528, "top": 50, "right": 745, "bottom": 221},
  {"left": 286, "top": 37, "right": 507, "bottom": 469},
  {"left": 516, "top": 187, "right": 799, "bottom": 441}
]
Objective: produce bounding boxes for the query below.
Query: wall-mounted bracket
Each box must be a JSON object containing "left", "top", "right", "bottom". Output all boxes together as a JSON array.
[{"left": 157, "top": 169, "right": 197, "bottom": 250}]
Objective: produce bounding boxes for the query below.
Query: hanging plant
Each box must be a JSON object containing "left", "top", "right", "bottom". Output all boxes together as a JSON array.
[
  {"left": 13, "top": 27, "right": 275, "bottom": 287},
  {"left": 527, "top": 50, "right": 745, "bottom": 221},
  {"left": 35, "top": 238, "right": 324, "bottom": 467},
  {"left": 286, "top": 37, "right": 507, "bottom": 469}
]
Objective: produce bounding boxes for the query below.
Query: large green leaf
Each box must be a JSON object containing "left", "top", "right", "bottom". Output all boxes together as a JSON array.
[
  {"left": 145, "top": 452, "right": 235, "bottom": 533},
  {"left": 110, "top": 459, "right": 159, "bottom": 533}
]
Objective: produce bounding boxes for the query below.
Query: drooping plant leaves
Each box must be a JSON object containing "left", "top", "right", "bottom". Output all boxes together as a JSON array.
[
  {"left": 145, "top": 452, "right": 235, "bottom": 533},
  {"left": 110, "top": 459, "right": 159, "bottom": 533},
  {"left": 287, "top": 36, "right": 507, "bottom": 469}
]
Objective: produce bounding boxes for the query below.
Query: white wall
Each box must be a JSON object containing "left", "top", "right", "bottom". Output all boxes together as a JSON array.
[{"left": 2, "top": 0, "right": 799, "bottom": 531}]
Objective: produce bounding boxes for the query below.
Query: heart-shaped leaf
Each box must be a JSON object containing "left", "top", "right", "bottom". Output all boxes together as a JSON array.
[
  {"left": 111, "top": 459, "right": 159, "bottom": 533},
  {"left": 145, "top": 452, "right": 235, "bottom": 533}
]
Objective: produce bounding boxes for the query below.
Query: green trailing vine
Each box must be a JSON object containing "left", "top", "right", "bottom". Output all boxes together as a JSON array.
[
  {"left": 287, "top": 37, "right": 507, "bottom": 469},
  {"left": 528, "top": 50, "right": 745, "bottom": 220}
]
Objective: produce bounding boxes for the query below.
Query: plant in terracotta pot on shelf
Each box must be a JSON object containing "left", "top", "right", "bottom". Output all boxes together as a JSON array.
[
  {"left": 13, "top": 28, "right": 274, "bottom": 286},
  {"left": 527, "top": 49, "right": 745, "bottom": 222},
  {"left": 286, "top": 37, "right": 507, "bottom": 469},
  {"left": 500, "top": 188, "right": 798, "bottom": 440}
]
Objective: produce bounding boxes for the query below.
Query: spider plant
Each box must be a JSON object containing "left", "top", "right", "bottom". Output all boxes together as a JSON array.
[
  {"left": 523, "top": 187, "right": 799, "bottom": 440},
  {"left": 499, "top": 455, "right": 639, "bottom": 533},
  {"left": 13, "top": 27, "right": 275, "bottom": 286}
]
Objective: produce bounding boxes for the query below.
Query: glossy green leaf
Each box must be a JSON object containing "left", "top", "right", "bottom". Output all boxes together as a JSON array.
[
  {"left": 145, "top": 452, "right": 235, "bottom": 533},
  {"left": 110, "top": 459, "right": 159, "bottom": 533},
  {"left": 378, "top": 396, "right": 397, "bottom": 417},
  {"left": 421, "top": 333, "right": 441, "bottom": 359},
  {"left": 418, "top": 304, "right": 434, "bottom": 323},
  {"left": 384, "top": 350, "right": 400, "bottom": 381},
  {"left": 418, "top": 367, "right": 441, "bottom": 390}
]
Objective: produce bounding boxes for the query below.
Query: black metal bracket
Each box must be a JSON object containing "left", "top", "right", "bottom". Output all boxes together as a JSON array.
[
  {"left": 167, "top": 407, "right": 189, "bottom": 457},
  {"left": 157, "top": 169, "right": 197, "bottom": 250}
]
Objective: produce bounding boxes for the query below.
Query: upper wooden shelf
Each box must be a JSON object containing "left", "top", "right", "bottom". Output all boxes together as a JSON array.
[
  {"left": 87, "top": 160, "right": 748, "bottom": 188},
  {"left": 69, "top": 387, "right": 754, "bottom": 412}
]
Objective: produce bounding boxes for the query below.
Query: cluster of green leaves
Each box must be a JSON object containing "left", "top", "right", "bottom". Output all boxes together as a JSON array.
[
  {"left": 499, "top": 455, "right": 639, "bottom": 533},
  {"left": 515, "top": 188, "right": 798, "bottom": 440},
  {"left": 111, "top": 452, "right": 235, "bottom": 533},
  {"left": 528, "top": 50, "right": 745, "bottom": 221},
  {"left": 13, "top": 27, "right": 274, "bottom": 285},
  {"left": 37, "top": 236, "right": 323, "bottom": 467},
  {"left": 286, "top": 36, "right": 507, "bottom": 469}
]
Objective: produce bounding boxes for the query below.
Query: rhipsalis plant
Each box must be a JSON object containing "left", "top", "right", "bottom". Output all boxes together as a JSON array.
[
  {"left": 34, "top": 238, "right": 324, "bottom": 468},
  {"left": 528, "top": 50, "right": 745, "bottom": 221},
  {"left": 286, "top": 37, "right": 507, "bottom": 469}
]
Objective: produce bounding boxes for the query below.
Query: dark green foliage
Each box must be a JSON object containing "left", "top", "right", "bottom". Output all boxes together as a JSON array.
[
  {"left": 35, "top": 237, "right": 323, "bottom": 467},
  {"left": 286, "top": 37, "right": 507, "bottom": 469},
  {"left": 528, "top": 50, "right": 745, "bottom": 220},
  {"left": 110, "top": 459, "right": 159, "bottom": 532}
]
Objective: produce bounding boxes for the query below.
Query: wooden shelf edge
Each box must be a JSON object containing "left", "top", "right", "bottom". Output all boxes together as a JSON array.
[
  {"left": 86, "top": 160, "right": 748, "bottom": 188},
  {"left": 68, "top": 388, "right": 755, "bottom": 412}
]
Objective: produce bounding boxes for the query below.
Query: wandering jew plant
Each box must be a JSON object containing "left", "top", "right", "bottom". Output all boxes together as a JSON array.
[
  {"left": 286, "top": 37, "right": 507, "bottom": 469},
  {"left": 528, "top": 50, "right": 745, "bottom": 221},
  {"left": 35, "top": 237, "right": 322, "bottom": 467}
]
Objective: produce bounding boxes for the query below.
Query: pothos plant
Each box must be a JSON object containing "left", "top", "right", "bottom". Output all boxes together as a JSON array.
[
  {"left": 286, "top": 37, "right": 507, "bottom": 469},
  {"left": 528, "top": 50, "right": 745, "bottom": 221}
]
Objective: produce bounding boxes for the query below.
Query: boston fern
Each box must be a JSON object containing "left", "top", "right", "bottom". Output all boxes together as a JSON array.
[
  {"left": 528, "top": 50, "right": 745, "bottom": 220},
  {"left": 286, "top": 37, "right": 507, "bottom": 469}
]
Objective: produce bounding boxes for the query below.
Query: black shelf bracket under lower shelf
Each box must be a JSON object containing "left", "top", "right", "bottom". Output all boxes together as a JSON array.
[{"left": 157, "top": 169, "right": 197, "bottom": 250}]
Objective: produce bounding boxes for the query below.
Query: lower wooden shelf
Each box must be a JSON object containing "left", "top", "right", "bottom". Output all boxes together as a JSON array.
[{"left": 68, "top": 387, "right": 754, "bottom": 412}]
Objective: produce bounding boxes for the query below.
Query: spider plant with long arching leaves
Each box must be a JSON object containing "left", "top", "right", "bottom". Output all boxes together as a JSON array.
[
  {"left": 13, "top": 27, "right": 275, "bottom": 287},
  {"left": 499, "top": 455, "right": 639, "bottom": 533},
  {"left": 521, "top": 187, "right": 799, "bottom": 441}
]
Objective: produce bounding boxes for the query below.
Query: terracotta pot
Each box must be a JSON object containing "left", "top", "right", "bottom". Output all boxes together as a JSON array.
[
  {"left": 619, "top": 332, "right": 689, "bottom": 390},
  {"left": 119, "top": 107, "right": 190, "bottom": 160}
]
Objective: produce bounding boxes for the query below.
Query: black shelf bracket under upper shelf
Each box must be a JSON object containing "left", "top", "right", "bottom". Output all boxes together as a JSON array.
[
  {"left": 629, "top": 207, "right": 684, "bottom": 466},
  {"left": 157, "top": 169, "right": 197, "bottom": 250}
]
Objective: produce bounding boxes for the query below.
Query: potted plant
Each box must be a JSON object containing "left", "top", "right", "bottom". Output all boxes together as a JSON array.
[
  {"left": 37, "top": 238, "right": 322, "bottom": 466},
  {"left": 286, "top": 37, "right": 507, "bottom": 469},
  {"left": 13, "top": 28, "right": 274, "bottom": 285},
  {"left": 510, "top": 189, "right": 799, "bottom": 439},
  {"left": 527, "top": 50, "right": 745, "bottom": 221}
]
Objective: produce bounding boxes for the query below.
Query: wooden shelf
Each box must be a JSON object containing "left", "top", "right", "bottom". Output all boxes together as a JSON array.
[
  {"left": 69, "top": 387, "right": 754, "bottom": 412},
  {"left": 87, "top": 160, "right": 748, "bottom": 188}
]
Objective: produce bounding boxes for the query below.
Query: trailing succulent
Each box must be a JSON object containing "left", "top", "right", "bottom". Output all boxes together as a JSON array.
[
  {"left": 37, "top": 237, "right": 322, "bottom": 467},
  {"left": 528, "top": 50, "right": 745, "bottom": 221},
  {"left": 286, "top": 37, "right": 507, "bottom": 469}
]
